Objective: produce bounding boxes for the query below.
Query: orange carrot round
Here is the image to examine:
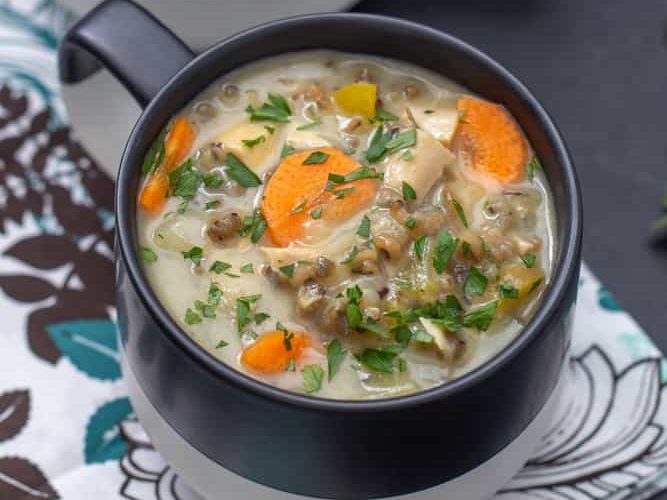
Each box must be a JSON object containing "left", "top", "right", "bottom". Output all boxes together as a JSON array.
[
  {"left": 241, "top": 330, "right": 310, "bottom": 373},
  {"left": 455, "top": 96, "right": 528, "bottom": 184},
  {"left": 261, "top": 147, "right": 377, "bottom": 246},
  {"left": 164, "top": 117, "right": 195, "bottom": 171},
  {"left": 139, "top": 169, "right": 169, "bottom": 212}
]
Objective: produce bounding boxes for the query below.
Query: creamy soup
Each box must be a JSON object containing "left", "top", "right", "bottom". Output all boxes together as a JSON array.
[{"left": 136, "top": 51, "right": 555, "bottom": 400}]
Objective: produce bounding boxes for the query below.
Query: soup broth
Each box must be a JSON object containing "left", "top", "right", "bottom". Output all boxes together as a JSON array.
[{"left": 136, "top": 51, "right": 555, "bottom": 400}]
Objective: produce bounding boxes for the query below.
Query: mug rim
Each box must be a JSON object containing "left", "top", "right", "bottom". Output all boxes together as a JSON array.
[{"left": 115, "top": 12, "right": 582, "bottom": 413}]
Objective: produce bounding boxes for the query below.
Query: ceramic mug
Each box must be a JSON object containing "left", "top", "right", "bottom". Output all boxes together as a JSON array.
[{"left": 59, "top": 1, "right": 582, "bottom": 498}]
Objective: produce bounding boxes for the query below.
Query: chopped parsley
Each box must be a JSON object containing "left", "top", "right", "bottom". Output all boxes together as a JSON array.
[
  {"left": 521, "top": 254, "right": 537, "bottom": 268},
  {"left": 280, "top": 142, "right": 296, "bottom": 158},
  {"left": 172, "top": 161, "right": 202, "bottom": 198},
  {"left": 452, "top": 199, "right": 468, "bottom": 227},
  {"left": 140, "top": 246, "right": 157, "bottom": 263},
  {"left": 359, "top": 347, "right": 399, "bottom": 373},
  {"left": 412, "top": 329, "right": 434, "bottom": 344},
  {"left": 303, "top": 151, "right": 330, "bottom": 165},
  {"left": 402, "top": 181, "right": 417, "bottom": 201},
  {"left": 239, "top": 209, "right": 267, "bottom": 243},
  {"left": 205, "top": 200, "right": 221, "bottom": 210},
  {"left": 327, "top": 340, "right": 347, "bottom": 381},
  {"left": 245, "top": 93, "right": 292, "bottom": 122},
  {"left": 279, "top": 264, "right": 295, "bottom": 278},
  {"left": 209, "top": 260, "right": 231, "bottom": 273},
  {"left": 414, "top": 235, "right": 428, "bottom": 262},
  {"left": 182, "top": 246, "right": 203, "bottom": 266},
  {"left": 254, "top": 312, "right": 270, "bottom": 325},
  {"left": 141, "top": 127, "right": 167, "bottom": 175},
  {"left": 401, "top": 150, "right": 414, "bottom": 161},
  {"left": 203, "top": 172, "right": 224, "bottom": 188},
  {"left": 310, "top": 207, "right": 323, "bottom": 219},
  {"left": 525, "top": 155, "right": 541, "bottom": 182},
  {"left": 194, "top": 300, "right": 216, "bottom": 319},
  {"left": 405, "top": 216, "right": 417, "bottom": 229},
  {"left": 357, "top": 215, "right": 371, "bottom": 238},
  {"left": 286, "top": 359, "right": 296, "bottom": 372},
  {"left": 365, "top": 127, "right": 418, "bottom": 164},
  {"left": 432, "top": 229, "right": 458, "bottom": 274},
  {"left": 240, "top": 263, "right": 254, "bottom": 274},
  {"left": 464, "top": 267, "right": 488, "bottom": 296},
  {"left": 184, "top": 308, "right": 201, "bottom": 325},
  {"left": 236, "top": 295, "right": 261, "bottom": 333},
  {"left": 462, "top": 301, "right": 498, "bottom": 331},
  {"left": 340, "top": 245, "right": 359, "bottom": 264},
  {"left": 225, "top": 153, "right": 262, "bottom": 187},
  {"left": 241, "top": 135, "right": 266, "bottom": 148},
  {"left": 264, "top": 125, "right": 275, "bottom": 134},
  {"left": 333, "top": 187, "right": 355, "bottom": 199},
  {"left": 499, "top": 282, "right": 519, "bottom": 299},
  {"left": 372, "top": 107, "right": 399, "bottom": 122},
  {"left": 529, "top": 278, "right": 543, "bottom": 293},
  {"left": 385, "top": 128, "right": 417, "bottom": 153},
  {"left": 207, "top": 282, "right": 222, "bottom": 306},
  {"left": 215, "top": 340, "right": 229, "bottom": 348},
  {"left": 283, "top": 330, "right": 295, "bottom": 351},
  {"left": 302, "top": 364, "right": 324, "bottom": 393},
  {"left": 424, "top": 109, "right": 435, "bottom": 114},
  {"left": 398, "top": 358, "right": 408, "bottom": 372},
  {"left": 177, "top": 199, "right": 189, "bottom": 214}
]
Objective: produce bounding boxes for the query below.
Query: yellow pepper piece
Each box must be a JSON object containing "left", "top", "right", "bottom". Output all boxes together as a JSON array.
[
  {"left": 497, "top": 262, "right": 544, "bottom": 316},
  {"left": 334, "top": 82, "right": 377, "bottom": 119}
]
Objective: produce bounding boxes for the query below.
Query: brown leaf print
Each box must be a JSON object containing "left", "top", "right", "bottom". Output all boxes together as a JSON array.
[
  {"left": 49, "top": 185, "right": 103, "bottom": 237},
  {"left": 27, "top": 290, "right": 109, "bottom": 364},
  {"left": 0, "top": 276, "right": 56, "bottom": 303},
  {"left": 0, "top": 457, "right": 58, "bottom": 499},
  {"left": 0, "top": 390, "right": 29, "bottom": 442},
  {"left": 4, "top": 236, "right": 77, "bottom": 270}
]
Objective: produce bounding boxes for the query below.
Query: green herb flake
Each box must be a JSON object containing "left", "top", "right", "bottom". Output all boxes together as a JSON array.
[
  {"left": 521, "top": 254, "right": 537, "bottom": 268},
  {"left": 184, "top": 308, "right": 202, "bottom": 325},
  {"left": 333, "top": 187, "right": 356, "bottom": 199},
  {"left": 357, "top": 215, "right": 371, "bottom": 238},
  {"left": 141, "top": 127, "right": 167, "bottom": 175},
  {"left": 361, "top": 320, "right": 390, "bottom": 339},
  {"left": 240, "top": 263, "right": 254, "bottom": 274},
  {"left": 289, "top": 200, "right": 306, "bottom": 215},
  {"left": 209, "top": 260, "right": 232, "bottom": 273},
  {"left": 433, "top": 229, "right": 458, "bottom": 274},
  {"left": 372, "top": 107, "right": 399, "bottom": 122},
  {"left": 414, "top": 235, "right": 428, "bottom": 262},
  {"left": 225, "top": 153, "right": 262, "bottom": 188},
  {"left": 359, "top": 348, "right": 398, "bottom": 373},
  {"left": 194, "top": 300, "right": 216, "bottom": 319},
  {"left": 296, "top": 119, "right": 322, "bottom": 131},
  {"left": 412, "top": 329, "right": 434, "bottom": 344},
  {"left": 283, "top": 330, "right": 295, "bottom": 351},
  {"left": 236, "top": 295, "right": 261, "bottom": 333},
  {"left": 174, "top": 169, "right": 202, "bottom": 198},
  {"left": 401, "top": 150, "right": 414, "bottom": 161},
  {"left": 398, "top": 358, "right": 408, "bottom": 372},
  {"left": 215, "top": 340, "right": 229, "bottom": 348},
  {"left": 254, "top": 312, "right": 270, "bottom": 325},
  {"left": 240, "top": 209, "right": 267, "bottom": 243},
  {"left": 177, "top": 199, "right": 189, "bottom": 214},
  {"left": 345, "top": 302, "right": 363, "bottom": 329},
  {"left": 499, "top": 282, "right": 519, "bottom": 299},
  {"left": 328, "top": 166, "right": 381, "bottom": 184},
  {"left": 203, "top": 172, "right": 224, "bottom": 189},
  {"left": 365, "top": 126, "right": 393, "bottom": 163},
  {"left": 207, "top": 283, "right": 222, "bottom": 307},
  {"left": 241, "top": 135, "right": 266, "bottom": 148},
  {"left": 280, "top": 142, "right": 296, "bottom": 158},
  {"left": 182, "top": 246, "right": 203, "bottom": 266},
  {"left": 464, "top": 266, "right": 488, "bottom": 297},
  {"left": 140, "top": 246, "right": 157, "bottom": 263},
  {"left": 264, "top": 125, "right": 275, "bottom": 134},
  {"left": 525, "top": 155, "right": 542, "bottom": 182},
  {"left": 461, "top": 240, "right": 471, "bottom": 255},
  {"left": 424, "top": 109, "right": 435, "bottom": 114},
  {"left": 246, "top": 93, "right": 292, "bottom": 122},
  {"left": 340, "top": 245, "right": 359, "bottom": 264},
  {"left": 346, "top": 285, "right": 363, "bottom": 304},
  {"left": 402, "top": 181, "right": 417, "bottom": 201},
  {"left": 452, "top": 199, "right": 468, "bottom": 228},
  {"left": 385, "top": 128, "right": 417, "bottom": 154},
  {"left": 205, "top": 200, "right": 221, "bottom": 210},
  {"left": 327, "top": 340, "right": 347, "bottom": 381},
  {"left": 286, "top": 359, "right": 296, "bottom": 372},
  {"left": 529, "top": 278, "right": 543, "bottom": 293},
  {"left": 279, "top": 264, "right": 295, "bottom": 278},
  {"left": 310, "top": 207, "right": 323, "bottom": 219},
  {"left": 303, "top": 151, "right": 330, "bottom": 165},
  {"left": 302, "top": 364, "right": 324, "bottom": 393},
  {"left": 462, "top": 301, "right": 498, "bottom": 331}
]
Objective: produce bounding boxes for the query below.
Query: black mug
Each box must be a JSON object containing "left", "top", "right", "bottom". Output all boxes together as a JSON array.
[{"left": 59, "top": 1, "right": 582, "bottom": 498}]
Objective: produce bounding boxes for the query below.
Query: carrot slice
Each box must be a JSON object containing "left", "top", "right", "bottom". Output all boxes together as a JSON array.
[
  {"left": 164, "top": 117, "right": 195, "bottom": 171},
  {"left": 261, "top": 147, "right": 377, "bottom": 246},
  {"left": 241, "top": 330, "right": 310, "bottom": 374},
  {"left": 139, "top": 169, "right": 168, "bottom": 212},
  {"left": 455, "top": 96, "right": 528, "bottom": 184}
]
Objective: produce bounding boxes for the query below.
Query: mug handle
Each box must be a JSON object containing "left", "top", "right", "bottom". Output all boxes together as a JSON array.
[{"left": 58, "top": 0, "right": 195, "bottom": 108}]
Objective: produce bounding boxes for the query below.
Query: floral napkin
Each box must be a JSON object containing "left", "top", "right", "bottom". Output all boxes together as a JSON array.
[{"left": 1, "top": 1, "right": 667, "bottom": 499}]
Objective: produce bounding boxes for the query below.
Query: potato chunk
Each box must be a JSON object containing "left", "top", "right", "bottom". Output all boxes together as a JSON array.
[
  {"left": 409, "top": 104, "right": 460, "bottom": 145},
  {"left": 214, "top": 120, "right": 281, "bottom": 174},
  {"left": 383, "top": 130, "right": 455, "bottom": 203}
]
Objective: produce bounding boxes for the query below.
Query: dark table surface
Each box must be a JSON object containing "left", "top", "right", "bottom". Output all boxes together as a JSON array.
[
  {"left": 353, "top": 1, "right": 667, "bottom": 497},
  {"left": 354, "top": 0, "right": 667, "bottom": 339}
]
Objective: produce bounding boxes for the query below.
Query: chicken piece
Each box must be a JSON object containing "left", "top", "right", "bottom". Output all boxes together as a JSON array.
[
  {"left": 213, "top": 120, "right": 282, "bottom": 174},
  {"left": 408, "top": 104, "right": 460, "bottom": 145},
  {"left": 383, "top": 129, "right": 455, "bottom": 204},
  {"left": 419, "top": 318, "right": 459, "bottom": 362}
]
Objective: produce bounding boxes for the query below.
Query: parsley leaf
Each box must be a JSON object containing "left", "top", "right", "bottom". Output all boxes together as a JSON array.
[
  {"left": 225, "top": 153, "right": 262, "bottom": 187},
  {"left": 414, "top": 235, "right": 428, "bottom": 262},
  {"left": 184, "top": 308, "right": 201, "bottom": 325},
  {"left": 333, "top": 187, "right": 355, "bottom": 199},
  {"left": 327, "top": 340, "right": 347, "bottom": 381},
  {"left": 302, "top": 364, "right": 324, "bottom": 393},
  {"left": 264, "top": 125, "right": 275, "bottom": 134},
  {"left": 140, "top": 246, "right": 157, "bottom": 263},
  {"left": 359, "top": 347, "right": 398, "bottom": 373},
  {"left": 209, "top": 260, "right": 231, "bottom": 273},
  {"left": 385, "top": 128, "right": 417, "bottom": 153},
  {"left": 182, "top": 246, "right": 203, "bottom": 266},
  {"left": 499, "top": 282, "right": 519, "bottom": 299},
  {"left": 365, "top": 126, "right": 393, "bottom": 163},
  {"left": 203, "top": 172, "right": 224, "bottom": 188},
  {"left": 521, "top": 254, "right": 537, "bottom": 268},
  {"left": 173, "top": 168, "right": 202, "bottom": 198},
  {"left": 464, "top": 266, "right": 488, "bottom": 296},
  {"left": 240, "top": 263, "right": 254, "bottom": 273},
  {"left": 236, "top": 295, "right": 261, "bottom": 333},
  {"left": 462, "top": 301, "right": 498, "bottom": 331},
  {"left": 280, "top": 142, "right": 295, "bottom": 158},
  {"left": 357, "top": 215, "right": 371, "bottom": 238},
  {"left": 452, "top": 199, "right": 468, "bottom": 227},
  {"left": 529, "top": 278, "right": 543, "bottom": 293},
  {"left": 372, "top": 107, "right": 398, "bottom": 122},
  {"left": 246, "top": 93, "right": 292, "bottom": 122},
  {"left": 432, "top": 229, "right": 458, "bottom": 273},
  {"left": 239, "top": 209, "right": 267, "bottom": 243},
  {"left": 405, "top": 216, "right": 417, "bottom": 229},
  {"left": 279, "top": 264, "right": 295, "bottom": 278},
  {"left": 254, "top": 312, "right": 270, "bottom": 324},
  {"left": 402, "top": 181, "right": 417, "bottom": 201},
  {"left": 141, "top": 127, "right": 167, "bottom": 175},
  {"left": 327, "top": 166, "right": 382, "bottom": 184},
  {"left": 241, "top": 135, "right": 266, "bottom": 148},
  {"left": 303, "top": 151, "right": 330, "bottom": 165},
  {"left": 310, "top": 207, "right": 323, "bottom": 219},
  {"left": 401, "top": 150, "right": 414, "bottom": 161},
  {"left": 215, "top": 340, "right": 228, "bottom": 348},
  {"left": 205, "top": 200, "right": 221, "bottom": 210},
  {"left": 340, "top": 245, "right": 359, "bottom": 264},
  {"left": 525, "top": 155, "right": 541, "bottom": 182},
  {"left": 296, "top": 119, "right": 322, "bottom": 131},
  {"left": 207, "top": 282, "right": 222, "bottom": 306},
  {"left": 345, "top": 302, "right": 363, "bottom": 329}
]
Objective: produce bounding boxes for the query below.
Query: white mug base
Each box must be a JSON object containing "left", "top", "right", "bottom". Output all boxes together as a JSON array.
[{"left": 122, "top": 355, "right": 566, "bottom": 500}]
